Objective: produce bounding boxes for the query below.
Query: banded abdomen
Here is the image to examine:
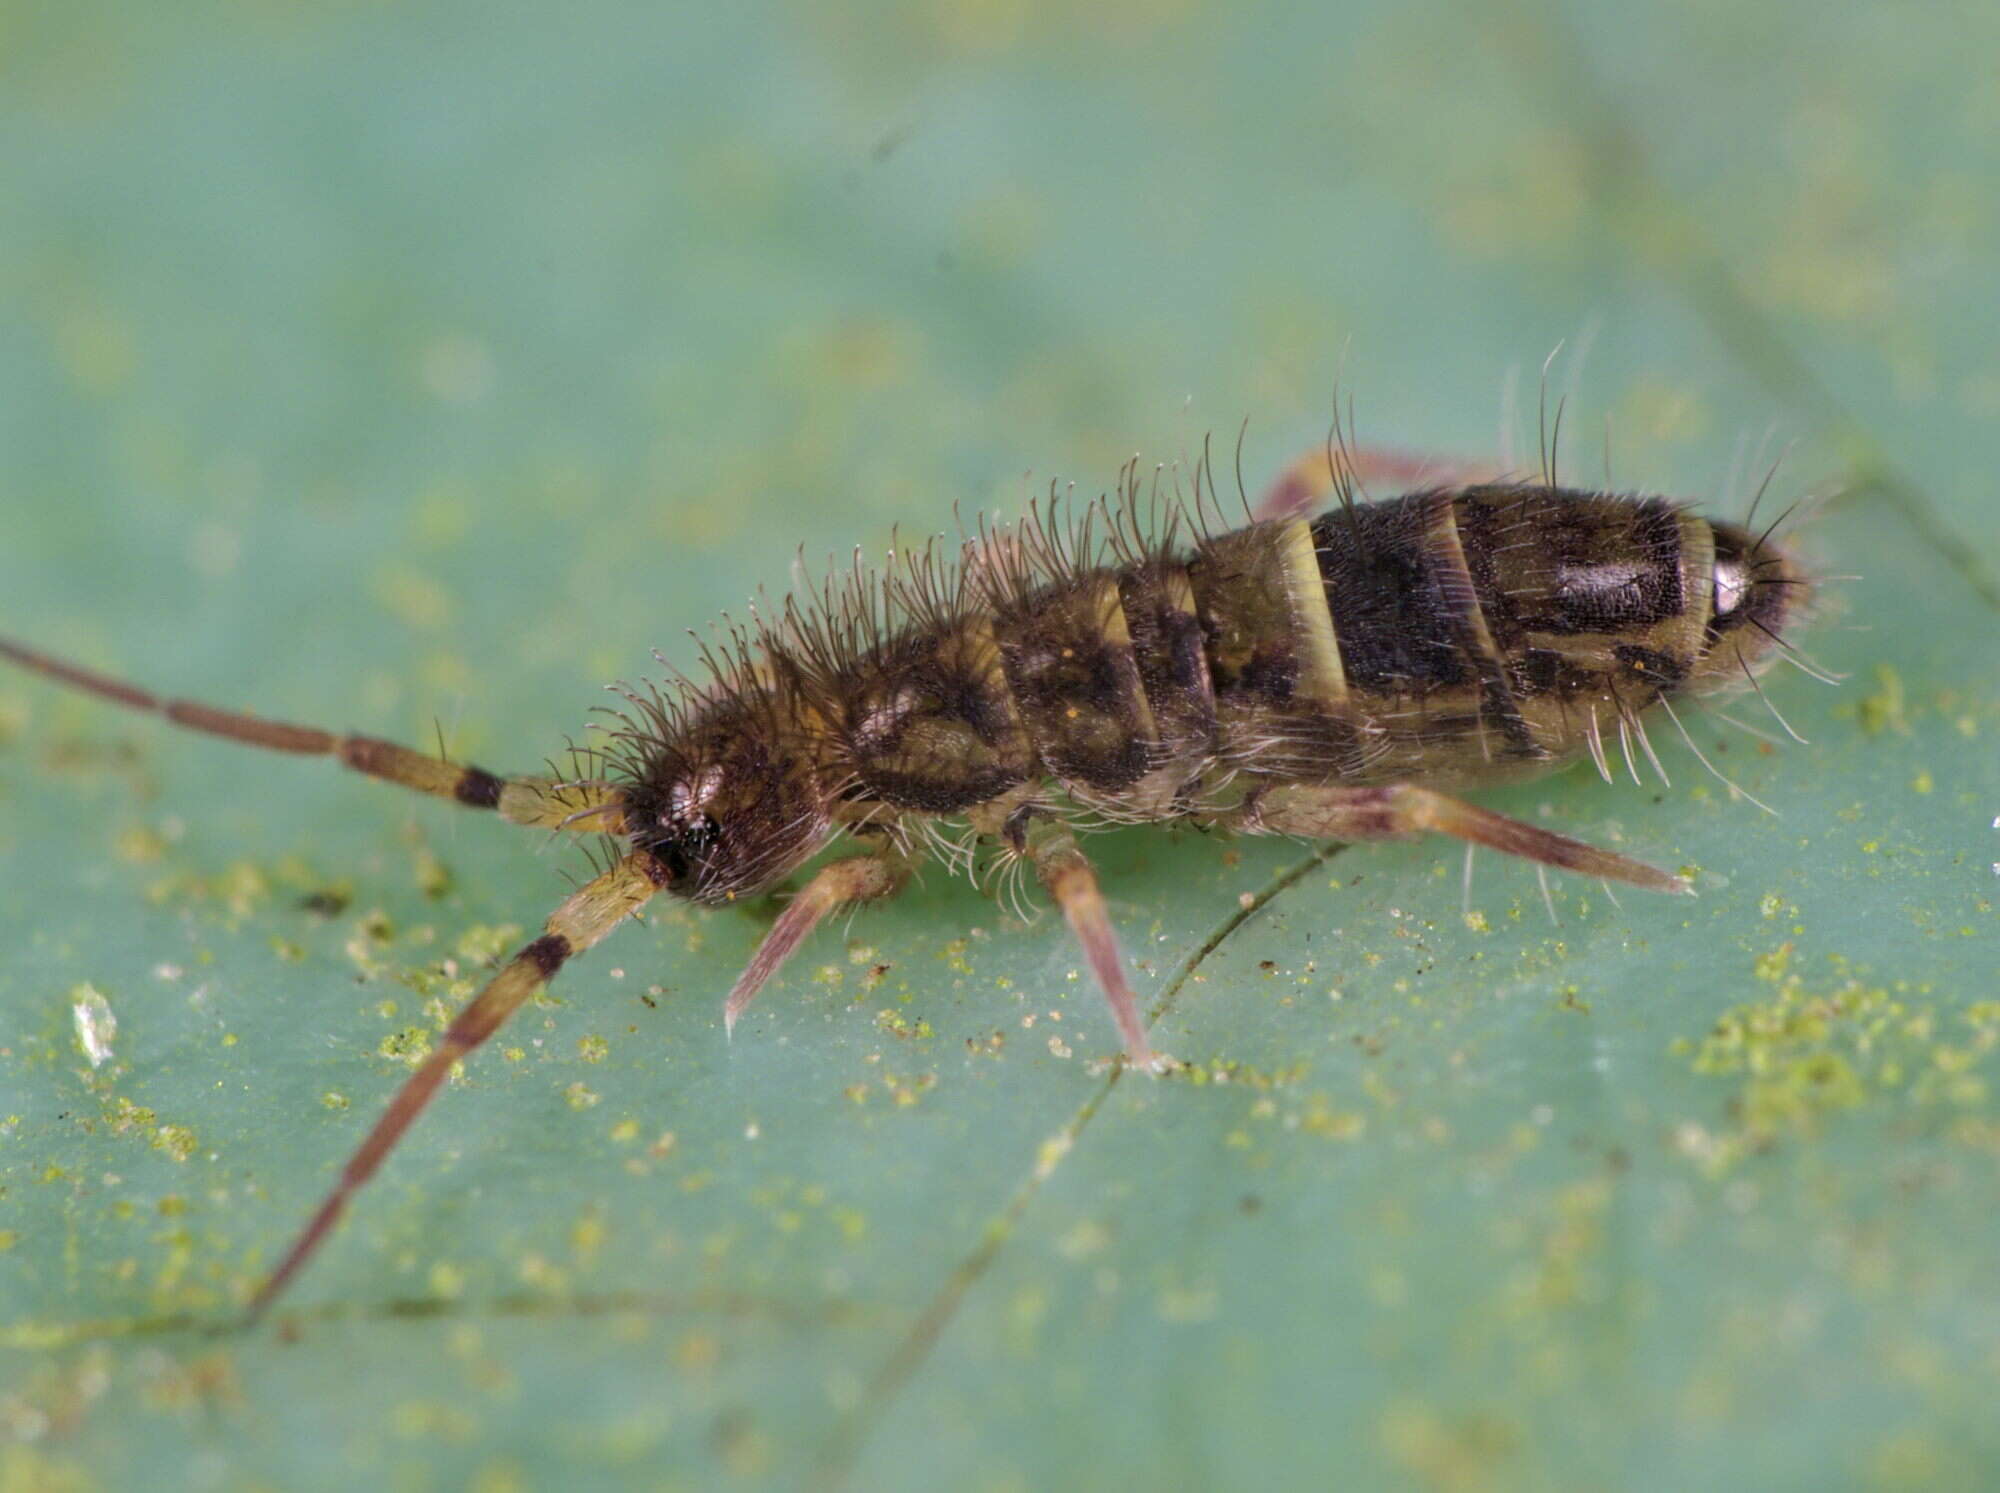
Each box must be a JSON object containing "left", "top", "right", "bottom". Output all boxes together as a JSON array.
[
  {"left": 1298, "top": 486, "right": 1725, "bottom": 786},
  {"left": 782, "top": 484, "right": 1791, "bottom": 823}
]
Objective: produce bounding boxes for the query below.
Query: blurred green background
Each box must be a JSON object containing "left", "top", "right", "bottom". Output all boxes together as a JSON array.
[{"left": 2, "top": 1, "right": 1996, "bottom": 1488}]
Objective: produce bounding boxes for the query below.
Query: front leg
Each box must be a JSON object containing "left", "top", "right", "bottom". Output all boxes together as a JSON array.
[
  {"left": 1229, "top": 782, "right": 1691, "bottom": 895},
  {"left": 723, "top": 846, "right": 916, "bottom": 1033}
]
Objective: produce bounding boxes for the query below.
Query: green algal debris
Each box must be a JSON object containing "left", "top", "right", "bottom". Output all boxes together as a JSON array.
[
  {"left": 100, "top": 1095, "right": 201, "bottom": 1161},
  {"left": 346, "top": 909, "right": 398, "bottom": 978},
  {"left": 105, "top": 1096, "right": 155, "bottom": 1135},
  {"left": 1855, "top": 663, "right": 1910, "bottom": 735},
  {"left": 1179, "top": 1057, "right": 1310, "bottom": 1090},
  {"left": 412, "top": 842, "right": 453, "bottom": 898},
  {"left": 874, "top": 1009, "right": 931, "bottom": 1040},
  {"left": 455, "top": 923, "right": 522, "bottom": 965},
  {"left": 378, "top": 1027, "right": 435, "bottom": 1065},
  {"left": 153, "top": 1124, "right": 198, "bottom": 1162},
  {"left": 1752, "top": 943, "right": 1793, "bottom": 982},
  {"left": 144, "top": 858, "right": 273, "bottom": 922},
  {"left": 1678, "top": 968, "right": 1998, "bottom": 1173}
]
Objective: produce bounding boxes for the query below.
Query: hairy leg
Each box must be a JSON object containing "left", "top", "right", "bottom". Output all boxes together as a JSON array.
[
  {"left": 0, "top": 634, "right": 621, "bottom": 832},
  {"left": 247, "top": 848, "right": 667, "bottom": 1321},
  {"left": 1229, "top": 782, "right": 1690, "bottom": 894},
  {"left": 1017, "top": 817, "right": 1171, "bottom": 1073},
  {"left": 722, "top": 847, "right": 916, "bottom": 1033}
]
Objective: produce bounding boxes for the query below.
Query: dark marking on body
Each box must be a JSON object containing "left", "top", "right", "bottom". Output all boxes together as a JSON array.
[
  {"left": 1511, "top": 646, "right": 1604, "bottom": 699},
  {"left": 454, "top": 766, "right": 504, "bottom": 808},
  {"left": 1537, "top": 498, "right": 1684, "bottom": 635},
  {"left": 993, "top": 581, "right": 1156, "bottom": 791},
  {"left": 524, "top": 933, "right": 572, "bottom": 977},
  {"left": 1310, "top": 501, "right": 1470, "bottom": 693},
  {"left": 1614, "top": 643, "right": 1689, "bottom": 688}
]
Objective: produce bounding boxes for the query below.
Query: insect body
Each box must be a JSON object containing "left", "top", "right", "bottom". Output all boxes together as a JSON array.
[{"left": 0, "top": 439, "right": 1811, "bottom": 1320}]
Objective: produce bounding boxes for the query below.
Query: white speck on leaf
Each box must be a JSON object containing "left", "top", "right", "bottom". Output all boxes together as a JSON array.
[{"left": 71, "top": 984, "right": 117, "bottom": 1068}]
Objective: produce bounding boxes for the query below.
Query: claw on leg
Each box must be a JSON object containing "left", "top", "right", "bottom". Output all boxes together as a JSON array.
[
  {"left": 724, "top": 850, "right": 912, "bottom": 1035},
  {"left": 1023, "top": 821, "right": 1171, "bottom": 1073},
  {"left": 1239, "top": 782, "right": 1691, "bottom": 896}
]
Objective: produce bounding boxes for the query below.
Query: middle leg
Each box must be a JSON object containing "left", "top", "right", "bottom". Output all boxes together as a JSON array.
[{"left": 1012, "top": 814, "right": 1172, "bottom": 1073}]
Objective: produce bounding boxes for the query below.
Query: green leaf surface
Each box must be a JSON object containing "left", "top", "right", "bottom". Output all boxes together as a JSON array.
[{"left": 2, "top": 2, "right": 1996, "bottom": 1489}]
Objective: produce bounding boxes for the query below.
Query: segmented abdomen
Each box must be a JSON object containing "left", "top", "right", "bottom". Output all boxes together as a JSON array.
[
  {"left": 797, "top": 484, "right": 1722, "bottom": 820},
  {"left": 1300, "top": 486, "right": 1718, "bottom": 786}
]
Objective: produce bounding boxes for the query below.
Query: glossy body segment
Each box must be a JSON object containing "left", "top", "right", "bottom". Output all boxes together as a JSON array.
[
  {"left": 1113, "top": 559, "right": 1217, "bottom": 793},
  {"left": 1453, "top": 486, "right": 1716, "bottom": 692},
  {"left": 1185, "top": 518, "right": 1367, "bottom": 782},
  {"left": 817, "top": 613, "right": 1033, "bottom": 816},
  {"left": 1454, "top": 487, "right": 1717, "bottom": 780},
  {"left": 990, "top": 572, "right": 1157, "bottom": 801},
  {"left": 1298, "top": 486, "right": 1717, "bottom": 786}
]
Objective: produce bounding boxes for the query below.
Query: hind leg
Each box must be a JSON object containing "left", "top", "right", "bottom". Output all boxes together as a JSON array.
[{"left": 1225, "top": 782, "right": 1690, "bottom": 894}]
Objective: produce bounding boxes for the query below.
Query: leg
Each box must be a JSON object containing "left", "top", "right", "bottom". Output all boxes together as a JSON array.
[
  {"left": 1254, "top": 444, "right": 1508, "bottom": 523},
  {"left": 1233, "top": 782, "right": 1691, "bottom": 895},
  {"left": 722, "top": 847, "right": 915, "bottom": 1033},
  {"left": 1019, "top": 817, "right": 1171, "bottom": 1073},
  {"left": 0, "top": 634, "right": 622, "bottom": 832},
  {"left": 246, "top": 848, "right": 667, "bottom": 1321}
]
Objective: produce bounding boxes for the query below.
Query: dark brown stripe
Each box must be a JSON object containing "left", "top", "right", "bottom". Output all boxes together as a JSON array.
[
  {"left": 1307, "top": 496, "right": 1469, "bottom": 691},
  {"left": 454, "top": 766, "right": 505, "bottom": 808},
  {"left": 1116, "top": 562, "right": 1216, "bottom": 767},
  {"left": 1424, "top": 496, "right": 1544, "bottom": 759},
  {"left": 523, "top": 933, "right": 572, "bottom": 977}
]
